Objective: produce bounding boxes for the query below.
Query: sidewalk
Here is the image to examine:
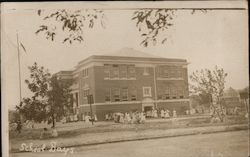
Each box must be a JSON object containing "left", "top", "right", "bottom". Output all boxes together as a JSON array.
[{"left": 10, "top": 123, "right": 248, "bottom": 153}]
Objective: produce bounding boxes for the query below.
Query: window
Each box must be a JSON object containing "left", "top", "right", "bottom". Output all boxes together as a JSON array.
[
  {"left": 83, "top": 89, "right": 90, "bottom": 97},
  {"left": 143, "top": 87, "right": 152, "bottom": 97},
  {"left": 128, "top": 65, "right": 136, "bottom": 78},
  {"left": 143, "top": 67, "right": 150, "bottom": 76},
  {"left": 113, "top": 88, "right": 120, "bottom": 101},
  {"left": 130, "top": 88, "right": 137, "bottom": 101},
  {"left": 120, "top": 65, "right": 127, "bottom": 79},
  {"left": 163, "top": 69, "right": 169, "bottom": 78},
  {"left": 157, "top": 66, "right": 163, "bottom": 77},
  {"left": 104, "top": 64, "right": 110, "bottom": 79},
  {"left": 177, "top": 69, "right": 182, "bottom": 78},
  {"left": 170, "top": 86, "right": 177, "bottom": 99},
  {"left": 178, "top": 86, "right": 184, "bottom": 98},
  {"left": 111, "top": 65, "right": 119, "bottom": 79},
  {"left": 86, "top": 68, "right": 88, "bottom": 76},
  {"left": 157, "top": 66, "right": 171, "bottom": 78},
  {"left": 169, "top": 70, "right": 176, "bottom": 78},
  {"left": 105, "top": 89, "right": 111, "bottom": 102},
  {"left": 164, "top": 86, "right": 170, "bottom": 99},
  {"left": 82, "top": 68, "right": 88, "bottom": 77},
  {"left": 121, "top": 88, "right": 128, "bottom": 101}
]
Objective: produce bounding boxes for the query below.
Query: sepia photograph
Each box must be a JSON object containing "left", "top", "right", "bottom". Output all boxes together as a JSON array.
[{"left": 1, "top": 1, "right": 249, "bottom": 157}]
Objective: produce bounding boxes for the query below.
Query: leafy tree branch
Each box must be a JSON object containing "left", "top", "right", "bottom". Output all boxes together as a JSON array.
[
  {"left": 35, "top": 8, "right": 207, "bottom": 46},
  {"left": 35, "top": 9, "right": 106, "bottom": 44}
]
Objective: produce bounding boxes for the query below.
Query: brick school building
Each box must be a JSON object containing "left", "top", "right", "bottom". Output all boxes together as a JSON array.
[{"left": 55, "top": 48, "right": 190, "bottom": 120}]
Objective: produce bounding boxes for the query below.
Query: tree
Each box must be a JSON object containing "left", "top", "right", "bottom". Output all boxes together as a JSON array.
[
  {"left": 48, "top": 76, "right": 72, "bottom": 128},
  {"left": 35, "top": 8, "right": 207, "bottom": 46},
  {"left": 239, "top": 86, "right": 249, "bottom": 113},
  {"left": 16, "top": 62, "right": 72, "bottom": 128},
  {"left": 190, "top": 66, "right": 228, "bottom": 122},
  {"left": 190, "top": 92, "right": 212, "bottom": 108},
  {"left": 16, "top": 62, "right": 51, "bottom": 123}
]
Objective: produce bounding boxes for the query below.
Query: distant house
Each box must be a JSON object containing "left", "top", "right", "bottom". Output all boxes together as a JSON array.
[
  {"left": 222, "top": 87, "right": 241, "bottom": 107},
  {"left": 55, "top": 48, "right": 190, "bottom": 120}
]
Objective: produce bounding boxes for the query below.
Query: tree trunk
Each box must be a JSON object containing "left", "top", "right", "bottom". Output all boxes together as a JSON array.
[
  {"left": 52, "top": 114, "right": 55, "bottom": 128},
  {"left": 210, "top": 103, "right": 224, "bottom": 123}
]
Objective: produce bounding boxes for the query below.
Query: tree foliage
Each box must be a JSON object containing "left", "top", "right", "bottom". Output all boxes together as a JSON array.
[
  {"left": 132, "top": 9, "right": 176, "bottom": 47},
  {"left": 16, "top": 62, "right": 51, "bottom": 122},
  {"left": 131, "top": 8, "right": 208, "bottom": 47},
  {"left": 35, "top": 8, "right": 207, "bottom": 46},
  {"left": 24, "top": 62, "right": 51, "bottom": 98},
  {"left": 16, "top": 63, "right": 72, "bottom": 127},
  {"left": 35, "top": 9, "right": 106, "bottom": 44},
  {"left": 190, "top": 66, "right": 228, "bottom": 122},
  {"left": 48, "top": 76, "right": 72, "bottom": 120},
  {"left": 190, "top": 66, "right": 227, "bottom": 101}
]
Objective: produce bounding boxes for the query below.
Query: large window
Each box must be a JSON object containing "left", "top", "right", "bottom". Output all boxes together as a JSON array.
[
  {"left": 105, "top": 88, "right": 111, "bottom": 102},
  {"left": 104, "top": 64, "right": 137, "bottom": 80},
  {"left": 143, "top": 67, "right": 150, "bottom": 76},
  {"left": 104, "top": 64, "right": 111, "bottom": 79},
  {"left": 113, "top": 88, "right": 120, "bottom": 101},
  {"left": 164, "top": 86, "right": 170, "bottom": 99},
  {"left": 120, "top": 65, "right": 127, "bottom": 79},
  {"left": 128, "top": 65, "right": 136, "bottom": 78},
  {"left": 82, "top": 68, "right": 88, "bottom": 77},
  {"left": 157, "top": 66, "right": 170, "bottom": 78},
  {"left": 83, "top": 89, "right": 90, "bottom": 97},
  {"left": 163, "top": 69, "right": 169, "bottom": 78},
  {"left": 143, "top": 87, "right": 152, "bottom": 97},
  {"left": 169, "top": 70, "right": 176, "bottom": 78},
  {"left": 130, "top": 88, "right": 137, "bottom": 101},
  {"left": 170, "top": 86, "right": 177, "bottom": 99},
  {"left": 177, "top": 69, "right": 183, "bottom": 78},
  {"left": 105, "top": 87, "right": 138, "bottom": 102},
  {"left": 111, "top": 65, "right": 119, "bottom": 79},
  {"left": 178, "top": 86, "right": 184, "bottom": 98},
  {"left": 121, "top": 88, "right": 128, "bottom": 101},
  {"left": 157, "top": 66, "right": 163, "bottom": 77}
]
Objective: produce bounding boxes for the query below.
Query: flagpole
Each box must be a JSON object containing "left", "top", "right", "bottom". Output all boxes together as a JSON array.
[{"left": 16, "top": 31, "right": 22, "bottom": 103}]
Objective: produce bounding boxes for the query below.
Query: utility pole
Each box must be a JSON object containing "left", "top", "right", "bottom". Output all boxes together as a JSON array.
[
  {"left": 153, "top": 65, "right": 158, "bottom": 109},
  {"left": 16, "top": 31, "right": 23, "bottom": 123},
  {"left": 16, "top": 32, "right": 22, "bottom": 104},
  {"left": 87, "top": 94, "right": 94, "bottom": 125}
]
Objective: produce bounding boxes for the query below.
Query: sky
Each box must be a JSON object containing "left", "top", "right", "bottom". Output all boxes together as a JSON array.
[{"left": 1, "top": 1, "right": 249, "bottom": 110}]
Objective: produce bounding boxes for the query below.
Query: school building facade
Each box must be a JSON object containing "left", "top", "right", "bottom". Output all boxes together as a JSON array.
[{"left": 55, "top": 48, "right": 190, "bottom": 120}]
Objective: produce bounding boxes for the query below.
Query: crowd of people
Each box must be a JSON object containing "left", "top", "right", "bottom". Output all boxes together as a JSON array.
[
  {"left": 61, "top": 113, "right": 98, "bottom": 123},
  {"left": 145, "top": 109, "right": 175, "bottom": 118},
  {"left": 104, "top": 109, "right": 180, "bottom": 124},
  {"left": 105, "top": 111, "right": 146, "bottom": 124}
]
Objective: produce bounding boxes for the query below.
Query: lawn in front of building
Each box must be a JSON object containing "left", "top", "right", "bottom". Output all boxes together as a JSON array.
[{"left": 9, "top": 114, "right": 247, "bottom": 141}]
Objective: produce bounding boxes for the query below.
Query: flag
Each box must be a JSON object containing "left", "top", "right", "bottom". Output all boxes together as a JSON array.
[{"left": 19, "top": 42, "right": 27, "bottom": 54}]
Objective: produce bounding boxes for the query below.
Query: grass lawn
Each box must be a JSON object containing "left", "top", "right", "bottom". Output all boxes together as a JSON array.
[{"left": 9, "top": 115, "right": 248, "bottom": 141}]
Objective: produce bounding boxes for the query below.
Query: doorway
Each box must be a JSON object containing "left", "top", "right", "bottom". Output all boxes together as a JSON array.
[{"left": 144, "top": 106, "right": 153, "bottom": 112}]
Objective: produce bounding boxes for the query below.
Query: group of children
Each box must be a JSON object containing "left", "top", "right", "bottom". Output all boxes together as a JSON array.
[
  {"left": 105, "top": 111, "right": 146, "bottom": 124},
  {"left": 145, "top": 109, "right": 177, "bottom": 118},
  {"left": 105, "top": 109, "right": 179, "bottom": 124},
  {"left": 61, "top": 114, "right": 98, "bottom": 123}
]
